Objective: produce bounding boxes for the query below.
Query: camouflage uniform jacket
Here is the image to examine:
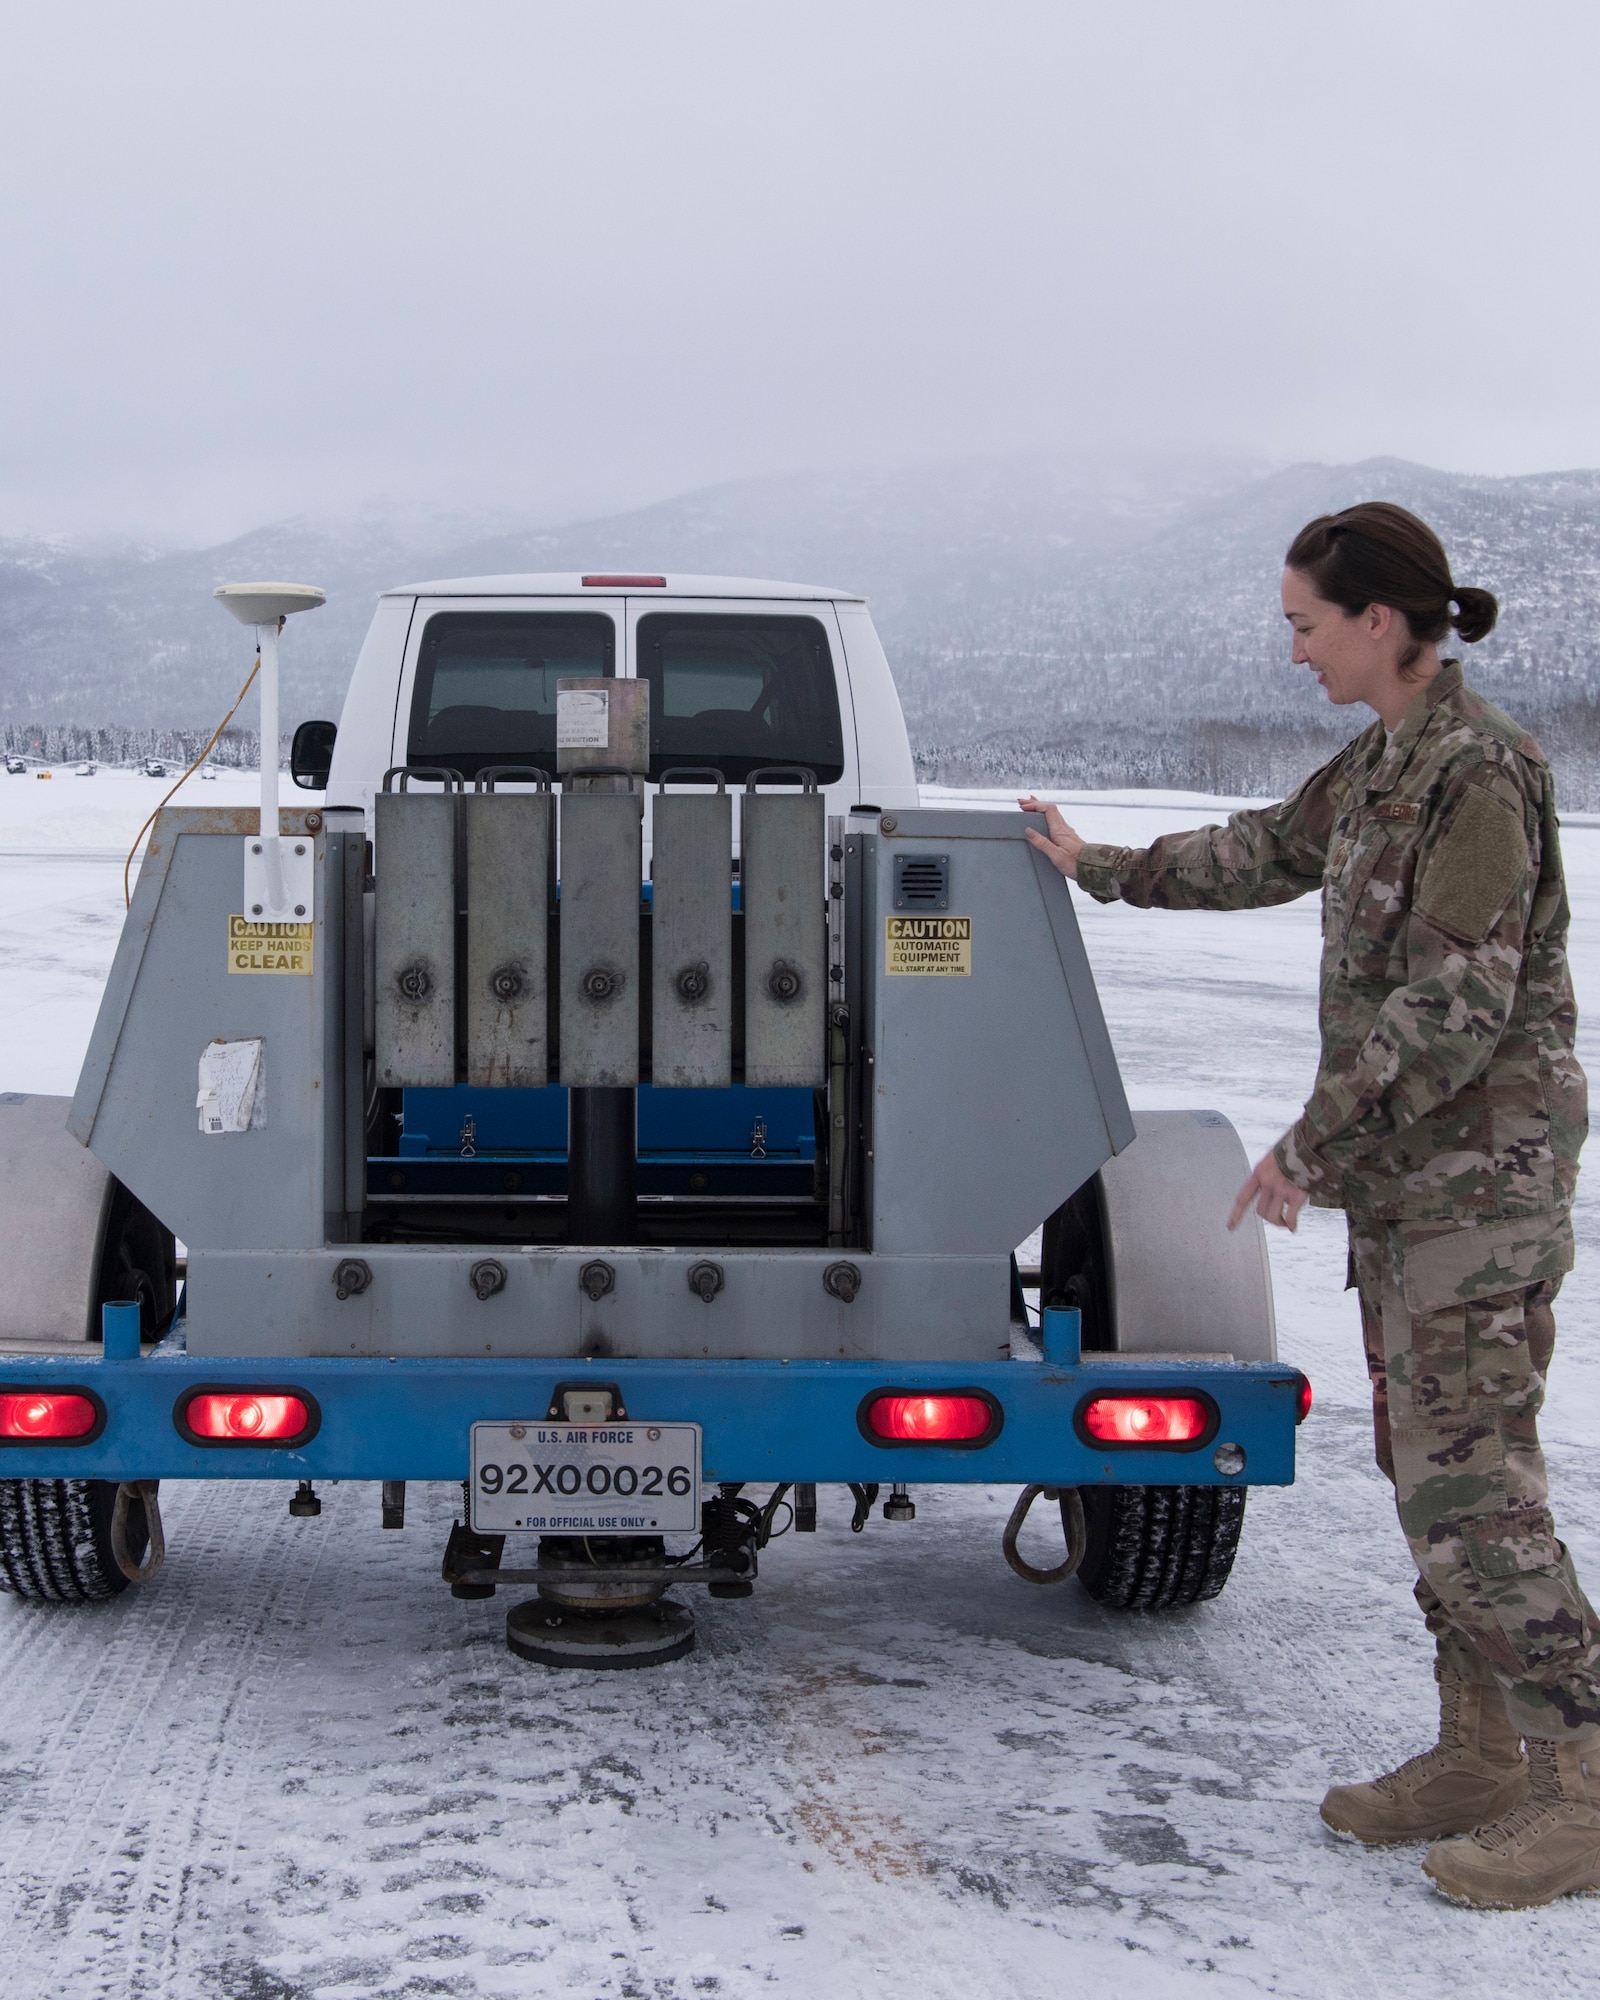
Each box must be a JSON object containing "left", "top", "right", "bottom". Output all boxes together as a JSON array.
[{"left": 1074, "top": 663, "right": 1587, "bottom": 1226}]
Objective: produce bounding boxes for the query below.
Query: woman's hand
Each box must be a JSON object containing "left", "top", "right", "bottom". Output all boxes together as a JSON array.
[
  {"left": 1019, "top": 797, "right": 1086, "bottom": 880},
  {"left": 1228, "top": 1149, "right": 1309, "bottom": 1233}
]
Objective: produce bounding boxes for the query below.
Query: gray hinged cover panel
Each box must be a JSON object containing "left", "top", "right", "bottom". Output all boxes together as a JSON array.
[
  {"left": 374, "top": 791, "right": 456, "bottom": 1088},
  {"left": 867, "top": 809, "right": 1133, "bottom": 1254},
  {"left": 69, "top": 813, "right": 344, "bottom": 1250},
  {"left": 742, "top": 789, "right": 826, "bottom": 1087},
  {"left": 651, "top": 790, "right": 733, "bottom": 1088},
  {"left": 466, "top": 792, "right": 552, "bottom": 1087},
  {"left": 559, "top": 790, "right": 642, "bottom": 1087}
]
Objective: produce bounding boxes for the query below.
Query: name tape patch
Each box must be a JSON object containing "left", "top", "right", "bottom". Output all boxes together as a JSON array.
[
  {"left": 1372, "top": 801, "right": 1422, "bottom": 823},
  {"left": 228, "top": 914, "right": 314, "bottom": 975},
  {"left": 885, "top": 915, "right": 971, "bottom": 976}
]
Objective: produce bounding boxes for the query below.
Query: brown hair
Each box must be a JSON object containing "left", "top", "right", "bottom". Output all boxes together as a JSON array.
[{"left": 1285, "top": 501, "right": 1498, "bottom": 675}]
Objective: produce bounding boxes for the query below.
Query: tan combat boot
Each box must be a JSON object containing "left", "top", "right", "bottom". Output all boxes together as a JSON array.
[
  {"left": 1320, "top": 1664, "right": 1528, "bottom": 1845},
  {"left": 1423, "top": 1737, "right": 1600, "bottom": 1908}
]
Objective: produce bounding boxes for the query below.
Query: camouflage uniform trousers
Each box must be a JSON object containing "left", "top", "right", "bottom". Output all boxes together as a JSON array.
[{"left": 1348, "top": 1209, "right": 1600, "bottom": 1741}]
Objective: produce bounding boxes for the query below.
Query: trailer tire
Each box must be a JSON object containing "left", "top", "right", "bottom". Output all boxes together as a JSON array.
[
  {"left": 1074, "top": 1483, "right": 1246, "bottom": 1610},
  {"left": 0, "top": 1478, "right": 151, "bottom": 1602}
]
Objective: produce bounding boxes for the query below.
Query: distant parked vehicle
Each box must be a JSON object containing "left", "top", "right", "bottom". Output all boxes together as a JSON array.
[
  {"left": 4, "top": 756, "right": 25, "bottom": 775},
  {"left": 198, "top": 766, "right": 219, "bottom": 781},
  {"left": 142, "top": 759, "right": 169, "bottom": 778},
  {"left": 73, "top": 763, "right": 97, "bottom": 778}
]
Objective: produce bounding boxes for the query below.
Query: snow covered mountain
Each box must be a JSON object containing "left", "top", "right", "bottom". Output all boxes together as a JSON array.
[{"left": 4, "top": 455, "right": 1599, "bottom": 798}]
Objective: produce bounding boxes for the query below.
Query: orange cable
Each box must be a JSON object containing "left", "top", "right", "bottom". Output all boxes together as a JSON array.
[{"left": 122, "top": 651, "right": 262, "bottom": 909}]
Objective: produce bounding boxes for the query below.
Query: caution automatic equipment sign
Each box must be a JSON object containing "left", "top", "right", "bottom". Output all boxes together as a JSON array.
[
  {"left": 228, "top": 914, "right": 314, "bottom": 975},
  {"left": 884, "top": 915, "right": 971, "bottom": 976}
]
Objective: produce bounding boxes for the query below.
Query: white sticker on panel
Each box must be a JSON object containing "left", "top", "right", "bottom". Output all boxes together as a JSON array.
[
  {"left": 197, "top": 1037, "right": 265, "bottom": 1134},
  {"left": 556, "top": 687, "right": 610, "bottom": 749}
]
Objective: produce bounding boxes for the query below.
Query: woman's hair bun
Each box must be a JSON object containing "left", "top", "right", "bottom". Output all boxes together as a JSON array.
[
  {"left": 1451, "top": 585, "right": 1499, "bottom": 644},
  {"left": 1286, "top": 503, "right": 1499, "bottom": 670}
]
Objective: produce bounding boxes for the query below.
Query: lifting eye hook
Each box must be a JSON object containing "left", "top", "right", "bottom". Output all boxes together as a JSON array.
[
  {"left": 110, "top": 1480, "right": 166, "bottom": 1585},
  {"left": 1002, "top": 1484, "right": 1088, "bottom": 1585}
]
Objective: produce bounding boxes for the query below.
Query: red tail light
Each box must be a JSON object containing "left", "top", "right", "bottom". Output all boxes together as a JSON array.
[
  {"left": 1080, "top": 1394, "right": 1211, "bottom": 1446},
  {"left": 181, "top": 1392, "right": 313, "bottom": 1444},
  {"left": 1296, "top": 1374, "right": 1313, "bottom": 1424},
  {"left": 862, "top": 1392, "right": 999, "bottom": 1445},
  {"left": 0, "top": 1392, "right": 100, "bottom": 1440},
  {"left": 581, "top": 574, "right": 666, "bottom": 587}
]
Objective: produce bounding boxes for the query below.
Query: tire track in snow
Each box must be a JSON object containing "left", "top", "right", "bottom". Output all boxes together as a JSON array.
[
  {"left": 0, "top": 1481, "right": 332, "bottom": 1999},
  {"left": 0, "top": 1451, "right": 1598, "bottom": 1993}
]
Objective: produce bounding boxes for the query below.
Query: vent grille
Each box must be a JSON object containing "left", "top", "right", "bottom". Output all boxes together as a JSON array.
[{"left": 893, "top": 853, "right": 949, "bottom": 910}]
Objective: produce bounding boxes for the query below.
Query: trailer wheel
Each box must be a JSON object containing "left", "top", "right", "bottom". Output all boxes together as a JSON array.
[
  {"left": 1074, "top": 1483, "right": 1246, "bottom": 1609},
  {"left": 0, "top": 1478, "right": 151, "bottom": 1602}
]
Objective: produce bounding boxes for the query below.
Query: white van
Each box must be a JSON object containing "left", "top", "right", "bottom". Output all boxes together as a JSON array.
[{"left": 307, "top": 573, "right": 919, "bottom": 819}]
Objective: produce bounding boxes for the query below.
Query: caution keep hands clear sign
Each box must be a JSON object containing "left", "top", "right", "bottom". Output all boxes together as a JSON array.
[{"left": 228, "top": 915, "right": 314, "bottom": 975}]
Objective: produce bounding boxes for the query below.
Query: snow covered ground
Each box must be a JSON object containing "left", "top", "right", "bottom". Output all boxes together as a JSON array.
[{"left": 1, "top": 769, "right": 1599, "bottom": 1997}]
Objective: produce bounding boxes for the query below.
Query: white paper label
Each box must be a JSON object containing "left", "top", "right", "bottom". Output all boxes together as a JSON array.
[
  {"left": 556, "top": 687, "right": 610, "bottom": 749},
  {"left": 196, "top": 1037, "right": 265, "bottom": 1135}
]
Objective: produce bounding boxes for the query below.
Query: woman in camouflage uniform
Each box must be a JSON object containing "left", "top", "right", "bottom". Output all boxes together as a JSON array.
[{"left": 1022, "top": 502, "right": 1600, "bottom": 1909}]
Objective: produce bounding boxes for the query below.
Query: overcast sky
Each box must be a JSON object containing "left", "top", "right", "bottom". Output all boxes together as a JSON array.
[{"left": 3, "top": 1, "right": 1598, "bottom": 543}]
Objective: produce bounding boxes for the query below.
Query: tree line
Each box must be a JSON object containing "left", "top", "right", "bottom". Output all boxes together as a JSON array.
[
  {"left": 913, "top": 702, "right": 1600, "bottom": 810},
  {"left": 2, "top": 724, "right": 271, "bottom": 769}
]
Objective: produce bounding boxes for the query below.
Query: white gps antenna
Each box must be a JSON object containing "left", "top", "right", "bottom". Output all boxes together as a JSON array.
[{"left": 213, "top": 583, "right": 326, "bottom": 923}]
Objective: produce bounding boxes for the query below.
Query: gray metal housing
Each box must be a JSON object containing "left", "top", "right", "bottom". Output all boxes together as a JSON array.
[
  {"left": 184, "top": 1247, "right": 1010, "bottom": 1362},
  {"left": 70, "top": 805, "right": 1158, "bottom": 1364}
]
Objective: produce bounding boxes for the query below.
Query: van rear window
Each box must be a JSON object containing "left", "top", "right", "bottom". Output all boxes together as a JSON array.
[
  {"left": 406, "top": 612, "right": 615, "bottom": 780},
  {"left": 636, "top": 613, "right": 844, "bottom": 785}
]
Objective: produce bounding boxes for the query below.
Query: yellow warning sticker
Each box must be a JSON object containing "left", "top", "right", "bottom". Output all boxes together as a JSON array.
[
  {"left": 885, "top": 915, "right": 971, "bottom": 975},
  {"left": 228, "top": 915, "right": 314, "bottom": 975}
]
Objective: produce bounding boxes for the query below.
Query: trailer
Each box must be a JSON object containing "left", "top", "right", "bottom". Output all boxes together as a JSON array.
[{"left": 0, "top": 573, "right": 1307, "bottom": 1666}]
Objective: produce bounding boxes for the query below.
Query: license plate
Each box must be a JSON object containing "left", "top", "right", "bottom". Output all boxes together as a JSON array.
[{"left": 469, "top": 1420, "right": 702, "bottom": 1535}]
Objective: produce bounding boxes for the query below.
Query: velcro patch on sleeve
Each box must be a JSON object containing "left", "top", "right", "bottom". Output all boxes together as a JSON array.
[{"left": 1414, "top": 785, "right": 1529, "bottom": 943}]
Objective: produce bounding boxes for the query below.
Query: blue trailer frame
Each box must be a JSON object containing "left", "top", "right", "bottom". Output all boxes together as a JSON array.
[{"left": 0, "top": 1307, "right": 1303, "bottom": 1491}]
